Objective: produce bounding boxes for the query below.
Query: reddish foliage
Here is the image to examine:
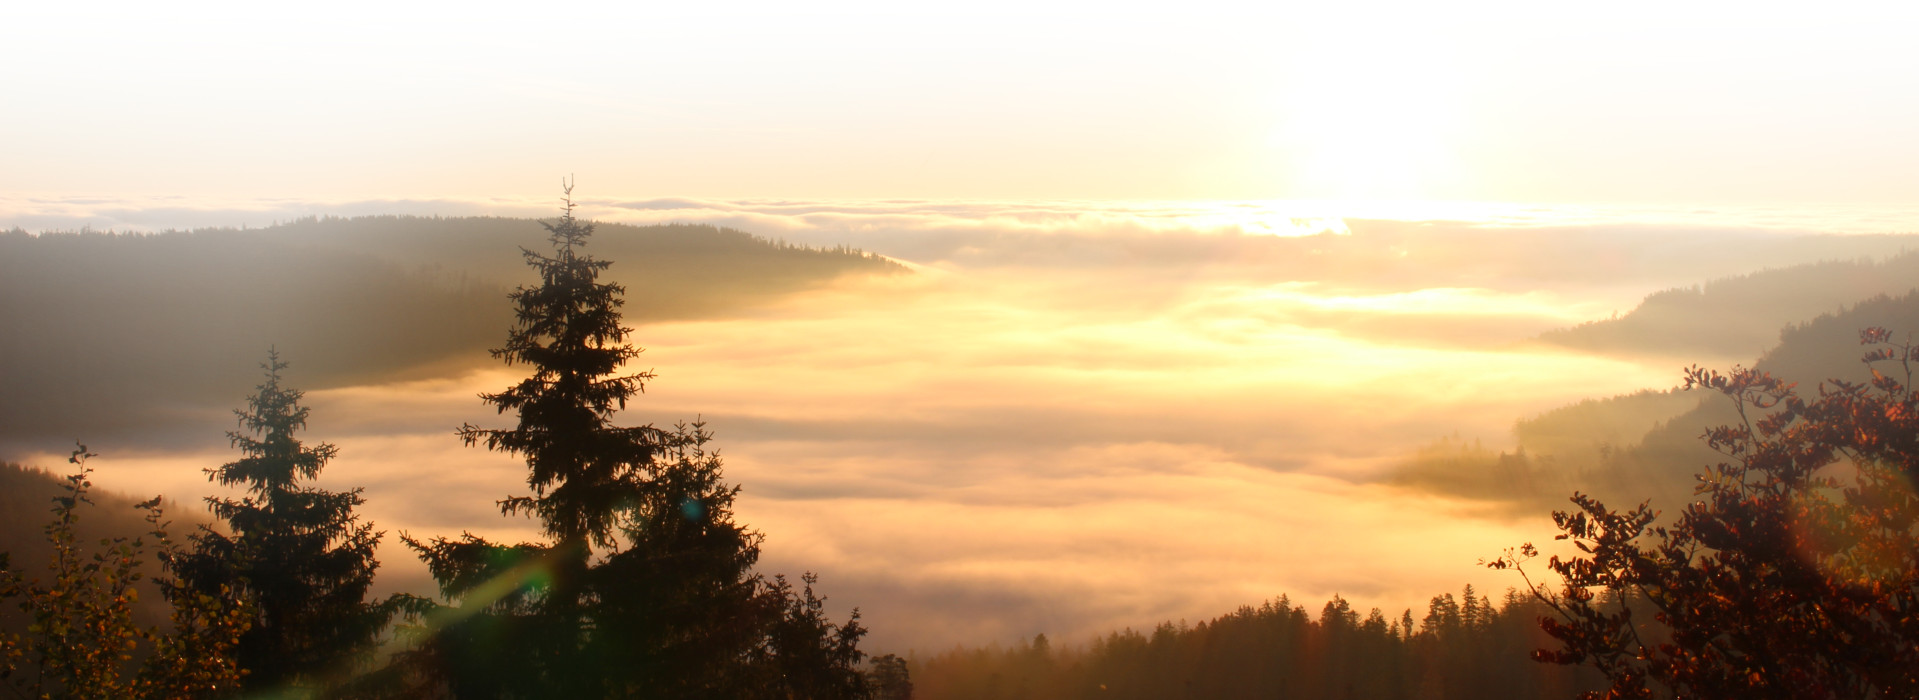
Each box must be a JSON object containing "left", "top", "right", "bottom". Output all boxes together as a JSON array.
[{"left": 1492, "top": 327, "right": 1919, "bottom": 699}]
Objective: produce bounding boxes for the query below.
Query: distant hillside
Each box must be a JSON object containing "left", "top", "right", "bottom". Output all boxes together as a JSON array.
[
  {"left": 1757, "top": 291, "right": 1919, "bottom": 386},
  {"left": 252, "top": 216, "right": 906, "bottom": 318},
  {"left": 1535, "top": 251, "right": 1919, "bottom": 362},
  {"left": 0, "top": 217, "right": 903, "bottom": 455},
  {"left": 1399, "top": 289, "right": 1919, "bottom": 514},
  {"left": 1607, "top": 288, "right": 1919, "bottom": 492},
  {"left": 0, "top": 460, "right": 205, "bottom": 637}
]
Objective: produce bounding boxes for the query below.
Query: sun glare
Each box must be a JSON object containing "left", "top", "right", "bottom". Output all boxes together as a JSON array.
[{"left": 1267, "top": 22, "right": 1465, "bottom": 203}]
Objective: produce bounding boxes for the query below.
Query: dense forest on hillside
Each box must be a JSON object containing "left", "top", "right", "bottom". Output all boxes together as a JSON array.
[
  {"left": 250, "top": 216, "right": 904, "bottom": 313},
  {"left": 0, "top": 218, "right": 901, "bottom": 452},
  {"left": 0, "top": 229, "right": 506, "bottom": 448},
  {"left": 1535, "top": 251, "right": 1919, "bottom": 361},
  {"left": 1399, "top": 258, "right": 1919, "bottom": 514}
]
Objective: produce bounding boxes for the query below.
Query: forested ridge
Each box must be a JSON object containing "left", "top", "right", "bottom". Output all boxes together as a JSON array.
[
  {"left": 1401, "top": 265, "right": 1919, "bottom": 516},
  {"left": 0, "top": 218, "right": 900, "bottom": 454},
  {"left": 1536, "top": 250, "right": 1919, "bottom": 361}
]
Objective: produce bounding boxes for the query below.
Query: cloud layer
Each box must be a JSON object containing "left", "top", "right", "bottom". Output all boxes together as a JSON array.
[{"left": 18, "top": 264, "right": 1666, "bottom": 652}]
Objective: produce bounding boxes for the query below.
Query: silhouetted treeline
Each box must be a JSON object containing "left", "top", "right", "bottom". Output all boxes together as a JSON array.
[
  {"left": 0, "top": 218, "right": 902, "bottom": 453},
  {"left": 908, "top": 587, "right": 1600, "bottom": 700}
]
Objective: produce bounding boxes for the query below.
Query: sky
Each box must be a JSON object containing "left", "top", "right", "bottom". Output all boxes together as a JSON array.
[
  {"left": 6, "top": 1, "right": 1919, "bottom": 204},
  {"left": 8, "top": 0, "right": 1919, "bottom": 656}
]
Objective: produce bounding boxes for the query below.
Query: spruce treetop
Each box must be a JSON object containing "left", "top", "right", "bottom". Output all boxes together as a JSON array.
[
  {"left": 458, "top": 182, "right": 666, "bottom": 548},
  {"left": 212, "top": 349, "right": 337, "bottom": 494}
]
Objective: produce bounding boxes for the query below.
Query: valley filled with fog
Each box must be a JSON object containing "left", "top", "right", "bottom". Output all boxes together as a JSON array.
[{"left": 8, "top": 199, "right": 1918, "bottom": 653}]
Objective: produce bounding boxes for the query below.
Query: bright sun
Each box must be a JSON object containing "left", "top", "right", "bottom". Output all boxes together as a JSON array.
[
  {"left": 1273, "top": 88, "right": 1460, "bottom": 202},
  {"left": 1268, "top": 24, "right": 1465, "bottom": 203}
]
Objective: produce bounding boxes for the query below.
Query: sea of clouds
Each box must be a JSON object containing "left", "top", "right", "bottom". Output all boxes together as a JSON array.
[{"left": 9, "top": 195, "right": 1919, "bottom": 652}]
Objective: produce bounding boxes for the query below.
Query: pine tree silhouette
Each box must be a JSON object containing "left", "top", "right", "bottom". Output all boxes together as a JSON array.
[
  {"left": 173, "top": 351, "right": 392, "bottom": 693},
  {"left": 401, "top": 183, "right": 865, "bottom": 698}
]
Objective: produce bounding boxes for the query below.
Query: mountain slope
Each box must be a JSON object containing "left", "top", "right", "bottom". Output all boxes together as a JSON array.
[
  {"left": 1399, "top": 289, "right": 1919, "bottom": 513},
  {"left": 0, "top": 460, "right": 207, "bottom": 637},
  {"left": 1536, "top": 251, "right": 1919, "bottom": 362}
]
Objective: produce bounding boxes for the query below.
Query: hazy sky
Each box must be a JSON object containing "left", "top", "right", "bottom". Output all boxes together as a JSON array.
[{"left": 6, "top": 1, "right": 1919, "bottom": 204}]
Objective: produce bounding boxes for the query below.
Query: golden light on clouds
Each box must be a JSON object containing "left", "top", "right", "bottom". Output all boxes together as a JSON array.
[
  {"left": 27, "top": 251, "right": 1683, "bottom": 651},
  {"left": 11, "top": 198, "right": 1919, "bottom": 653},
  {"left": 8, "top": 0, "right": 1919, "bottom": 674}
]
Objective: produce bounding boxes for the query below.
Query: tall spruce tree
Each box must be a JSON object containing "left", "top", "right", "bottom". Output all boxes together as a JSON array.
[
  {"left": 458, "top": 185, "right": 665, "bottom": 550},
  {"left": 400, "top": 184, "right": 866, "bottom": 699},
  {"left": 173, "top": 351, "right": 392, "bottom": 693}
]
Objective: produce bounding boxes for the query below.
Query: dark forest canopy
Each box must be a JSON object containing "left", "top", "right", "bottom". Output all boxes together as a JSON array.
[
  {"left": 907, "top": 586, "right": 1601, "bottom": 700},
  {"left": 0, "top": 218, "right": 903, "bottom": 455}
]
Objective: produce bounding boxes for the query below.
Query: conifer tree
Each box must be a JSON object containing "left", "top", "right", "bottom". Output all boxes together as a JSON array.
[
  {"left": 173, "top": 352, "right": 393, "bottom": 693},
  {"left": 401, "top": 184, "right": 867, "bottom": 699},
  {"left": 456, "top": 193, "right": 664, "bottom": 549},
  {"left": 866, "top": 654, "right": 913, "bottom": 700}
]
